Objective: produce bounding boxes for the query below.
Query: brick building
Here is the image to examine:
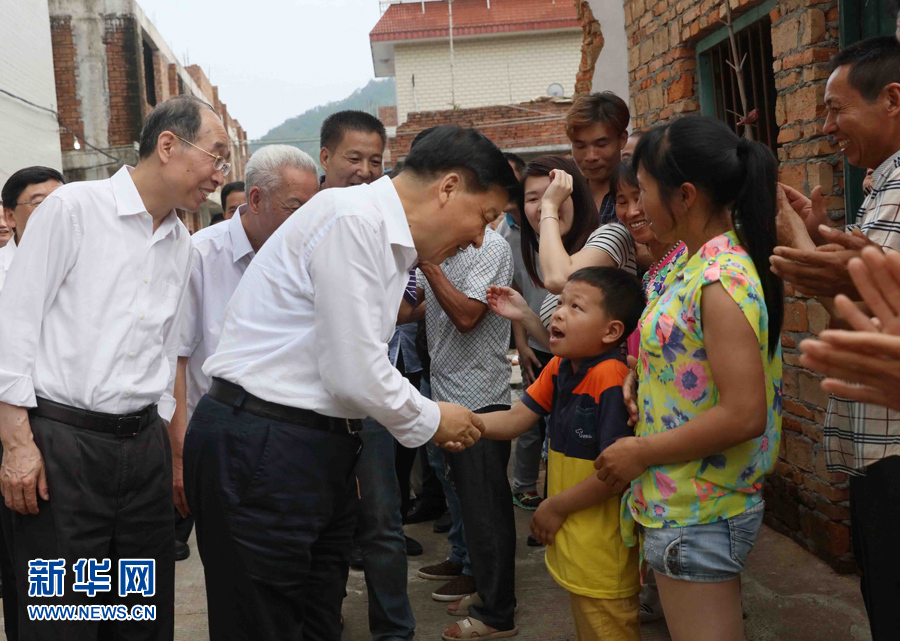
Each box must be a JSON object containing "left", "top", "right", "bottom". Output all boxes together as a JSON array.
[
  {"left": 613, "top": 0, "right": 896, "bottom": 570},
  {"left": 49, "top": 0, "right": 249, "bottom": 231},
  {"left": 371, "top": 0, "right": 584, "bottom": 126}
]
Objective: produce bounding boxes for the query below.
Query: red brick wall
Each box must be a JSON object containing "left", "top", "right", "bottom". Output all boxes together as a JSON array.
[
  {"left": 623, "top": 0, "right": 853, "bottom": 571},
  {"left": 379, "top": 106, "right": 399, "bottom": 128},
  {"left": 103, "top": 15, "right": 144, "bottom": 148},
  {"left": 390, "top": 101, "right": 572, "bottom": 160},
  {"left": 51, "top": 16, "right": 84, "bottom": 151}
]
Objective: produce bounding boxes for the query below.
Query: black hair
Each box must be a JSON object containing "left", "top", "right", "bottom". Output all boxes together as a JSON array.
[
  {"left": 609, "top": 161, "right": 639, "bottom": 200},
  {"left": 400, "top": 125, "right": 521, "bottom": 202},
  {"left": 518, "top": 155, "right": 598, "bottom": 289},
  {"left": 568, "top": 266, "right": 645, "bottom": 342},
  {"left": 831, "top": 36, "right": 900, "bottom": 102},
  {"left": 209, "top": 213, "right": 225, "bottom": 226},
  {"left": 320, "top": 110, "right": 387, "bottom": 151},
  {"left": 139, "top": 95, "right": 217, "bottom": 159},
  {"left": 2, "top": 166, "right": 66, "bottom": 210},
  {"left": 632, "top": 116, "right": 783, "bottom": 356},
  {"left": 221, "top": 181, "right": 245, "bottom": 211},
  {"left": 566, "top": 91, "right": 631, "bottom": 138},
  {"left": 503, "top": 152, "right": 527, "bottom": 176}
]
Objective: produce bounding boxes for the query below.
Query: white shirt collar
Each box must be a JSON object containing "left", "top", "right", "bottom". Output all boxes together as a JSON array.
[
  {"left": 111, "top": 166, "right": 182, "bottom": 241},
  {"left": 229, "top": 205, "right": 255, "bottom": 263},
  {"left": 372, "top": 176, "right": 415, "bottom": 250}
]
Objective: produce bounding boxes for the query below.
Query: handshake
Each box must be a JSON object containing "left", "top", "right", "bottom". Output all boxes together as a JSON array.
[{"left": 433, "top": 402, "right": 487, "bottom": 452}]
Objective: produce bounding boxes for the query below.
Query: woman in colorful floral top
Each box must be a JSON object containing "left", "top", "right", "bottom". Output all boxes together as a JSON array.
[{"left": 594, "top": 117, "right": 784, "bottom": 641}]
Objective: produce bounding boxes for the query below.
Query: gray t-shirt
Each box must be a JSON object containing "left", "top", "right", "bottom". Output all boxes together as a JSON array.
[{"left": 419, "top": 227, "right": 513, "bottom": 409}]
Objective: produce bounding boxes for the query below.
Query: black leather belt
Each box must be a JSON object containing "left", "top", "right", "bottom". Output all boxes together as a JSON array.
[
  {"left": 31, "top": 397, "right": 159, "bottom": 438},
  {"left": 208, "top": 378, "right": 359, "bottom": 436}
]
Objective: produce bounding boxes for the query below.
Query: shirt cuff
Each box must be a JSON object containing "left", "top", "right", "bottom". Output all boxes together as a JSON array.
[
  {"left": 0, "top": 370, "right": 37, "bottom": 409},
  {"left": 392, "top": 396, "right": 440, "bottom": 448},
  {"left": 177, "top": 346, "right": 194, "bottom": 358},
  {"left": 157, "top": 393, "right": 176, "bottom": 423}
]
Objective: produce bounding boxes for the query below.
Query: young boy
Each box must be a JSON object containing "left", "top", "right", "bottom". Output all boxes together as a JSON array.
[{"left": 482, "top": 266, "right": 645, "bottom": 641}]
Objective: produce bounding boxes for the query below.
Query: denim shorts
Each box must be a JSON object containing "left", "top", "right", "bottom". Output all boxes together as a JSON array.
[{"left": 642, "top": 501, "right": 765, "bottom": 582}]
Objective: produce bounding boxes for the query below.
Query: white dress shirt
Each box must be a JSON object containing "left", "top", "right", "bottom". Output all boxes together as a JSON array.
[
  {"left": 178, "top": 205, "right": 255, "bottom": 417},
  {"left": 204, "top": 175, "right": 440, "bottom": 447},
  {"left": 0, "top": 239, "right": 16, "bottom": 293},
  {"left": 0, "top": 166, "right": 192, "bottom": 421}
]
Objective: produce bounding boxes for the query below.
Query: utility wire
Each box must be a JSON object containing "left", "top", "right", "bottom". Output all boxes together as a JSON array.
[{"left": 0, "top": 88, "right": 121, "bottom": 165}]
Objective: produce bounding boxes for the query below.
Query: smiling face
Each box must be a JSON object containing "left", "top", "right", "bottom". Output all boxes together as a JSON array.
[
  {"left": 824, "top": 65, "right": 899, "bottom": 169},
  {"left": 250, "top": 166, "right": 321, "bottom": 242},
  {"left": 548, "top": 280, "right": 622, "bottom": 362},
  {"left": 522, "top": 175, "right": 575, "bottom": 236},
  {"left": 413, "top": 173, "right": 509, "bottom": 265},
  {"left": 615, "top": 178, "right": 655, "bottom": 245},
  {"left": 320, "top": 130, "right": 384, "bottom": 188},
  {"left": 570, "top": 121, "right": 626, "bottom": 186},
  {"left": 167, "top": 109, "right": 230, "bottom": 212},
  {"left": 636, "top": 165, "right": 679, "bottom": 245}
]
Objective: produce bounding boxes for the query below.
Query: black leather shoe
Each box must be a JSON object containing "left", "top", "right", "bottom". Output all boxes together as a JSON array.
[
  {"left": 433, "top": 510, "right": 452, "bottom": 534},
  {"left": 405, "top": 535, "right": 423, "bottom": 557},
  {"left": 349, "top": 544, "right": 364, "bottom": 570},
  {"left": 175, "top": 540, "right": 191, "bottom": 561},
  {"left": 405, "top": 500, "right": 447, "bottom": 525}
]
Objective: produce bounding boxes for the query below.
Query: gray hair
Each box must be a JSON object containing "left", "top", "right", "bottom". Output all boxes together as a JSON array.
[
  {"left": 245, "top": 145, "right": 318, "bottom": 194},
  {"left": 139, "top": 95, "right": 217, "bottom": 159}
]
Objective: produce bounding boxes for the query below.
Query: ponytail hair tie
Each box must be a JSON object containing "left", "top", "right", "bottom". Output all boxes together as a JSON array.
[{"left": 736, "top": 137, "right": 752, "bottom": 161}]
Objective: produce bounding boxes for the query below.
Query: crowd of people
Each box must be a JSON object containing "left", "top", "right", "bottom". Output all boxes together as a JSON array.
[{"left": 0, "top": 24, "right": 898, "bottom": 641}]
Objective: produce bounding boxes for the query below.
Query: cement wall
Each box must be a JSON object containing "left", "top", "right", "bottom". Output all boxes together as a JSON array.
[
  {"left": 0, "top": 0, "right": 64, "bottom": 186},
  {"left": 587, "top": 0, "right": 630, "bottom": 105}
]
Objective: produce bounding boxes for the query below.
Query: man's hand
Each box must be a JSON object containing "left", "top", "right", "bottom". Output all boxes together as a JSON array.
[
  {"left": 779, "top": 183, "right": 830, "bottom": 244},
  {"left": 518, "top": 343, "right": 541, "bottom": 386},
  {"left": 530, "top": 498, "right": 566, "bottom": 546},
  {"left": 770, "top": 245, "right": 857, "bottom": 298},
  {"left": 593, "top": 436, "right": 648, "bottom": 494},
  {"left": 799, "top": 247, "right": 900, "bottom": 410},
  {"left": 170, "top": 357, "right": 191, "bottom": 517},
  {"left": 486, "top": 285, "right": 531, "bottom": 323},
  {"left": 622, "top": 355, "right": 638, "bottom": 426},
  {"left": 0, "top": 404, "right": 48, "bottom": 515},
  {"left": 434, "top": 402, "right": 485, "bottom": 451},
  {"left": 776, "top": 185, "right": 816, "bottom": 251}
]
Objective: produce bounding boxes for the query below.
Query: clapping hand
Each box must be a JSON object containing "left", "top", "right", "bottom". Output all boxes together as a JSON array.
[{"left": 799, "top": 247, "right": 900, "bottom": 411}]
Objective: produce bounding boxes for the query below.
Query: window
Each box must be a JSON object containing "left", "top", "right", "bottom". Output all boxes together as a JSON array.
[
  {"left": 697, "top": 6, "right": 778, "bottom": 153},
  {"left": 143, "top": 41, "right": 157, "bottom": 107}
]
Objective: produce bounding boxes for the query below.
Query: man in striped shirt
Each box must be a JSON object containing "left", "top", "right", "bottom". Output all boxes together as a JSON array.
[{"left": 771, "top": 36, "right": 900, "bottom": 640}]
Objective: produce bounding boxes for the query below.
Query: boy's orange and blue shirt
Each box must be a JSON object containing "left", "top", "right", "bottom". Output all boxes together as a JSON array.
[{"left": 522, "top": 352, "right": 640, "bottom": 599}]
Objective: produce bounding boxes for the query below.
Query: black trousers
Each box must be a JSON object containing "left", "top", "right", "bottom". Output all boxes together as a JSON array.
[
  {"left": 850, "top": 455, "right": 900, "bottom": 641},
  {"left": 184, "top": 395, "right": 361, "bottom": 641},
  {"left": 447, "top": 404, "right": 516, "bottom": 631},
  {"left": 173, "top": 511, "right": 193, "bottom": 544},
  {"left": 1, "top": 413, "right": 175, "bottom": 641}
]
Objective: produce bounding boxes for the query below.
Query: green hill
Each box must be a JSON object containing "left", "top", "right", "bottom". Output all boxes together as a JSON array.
[{"left": 251, "top": 78, "right": 396, "bottom": 162}]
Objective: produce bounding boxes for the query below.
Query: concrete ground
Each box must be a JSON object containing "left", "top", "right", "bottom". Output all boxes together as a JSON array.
[{"left": 0, "top": 480, "right": 872, "bottom": 641}]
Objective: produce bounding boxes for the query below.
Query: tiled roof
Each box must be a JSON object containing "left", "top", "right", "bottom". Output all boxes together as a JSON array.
[{"left": 370, "top": 0, "right": 580, "bottom": 42}]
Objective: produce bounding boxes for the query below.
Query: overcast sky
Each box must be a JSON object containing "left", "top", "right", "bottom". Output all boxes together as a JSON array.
[{"left": 137, "top": 0, "right": 385, "bottom": 139}]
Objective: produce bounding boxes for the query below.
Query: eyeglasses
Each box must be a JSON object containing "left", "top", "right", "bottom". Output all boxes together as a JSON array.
[
  {"left": 14, "top": 197, "right": 47, "bottom": 209},
  {"left": 172, "top": 133, "right": 232, "bottom": 176}
]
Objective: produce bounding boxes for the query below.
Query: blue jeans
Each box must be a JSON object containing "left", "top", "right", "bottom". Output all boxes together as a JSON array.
[
  {"left": 642, "top": 501, "right": 765, "bottom": 582},
  {"left": 355, "top": 418, "right": 416, "bottom": 641},
  {"left": 426, "top": 442, "right": 472, "bottom": 575}
]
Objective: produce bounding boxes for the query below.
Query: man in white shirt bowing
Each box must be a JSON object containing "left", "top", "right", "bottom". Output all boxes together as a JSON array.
[
  {"left": 168, "top": 145, "right": 320, "bottom": 560},
  {"left": 184, "top": 125, "right": 520, "bottom": 640},
  {"left": 0, "top": 94, "right": 230, "bottom": 641}
]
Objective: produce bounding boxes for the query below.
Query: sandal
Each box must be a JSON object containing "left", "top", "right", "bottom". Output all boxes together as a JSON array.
[
  {"left": 442, "top": 617, "right": 518, "bottom": 640},
  {"left": 448, "top": 593, "right": 483, "bottom": 616}
]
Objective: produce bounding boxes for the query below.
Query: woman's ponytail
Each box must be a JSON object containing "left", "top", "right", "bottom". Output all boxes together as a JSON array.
[{"left": 734, "top": 137, "right": 783, "bottom": 357}]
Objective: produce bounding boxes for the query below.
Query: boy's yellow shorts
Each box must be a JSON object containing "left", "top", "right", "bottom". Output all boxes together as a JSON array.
[{"left": 568, "top": 592, "right": 640, "bottom": 641}]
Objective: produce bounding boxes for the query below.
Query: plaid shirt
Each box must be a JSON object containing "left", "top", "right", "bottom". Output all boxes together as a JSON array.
[
  {"left": 824, "top": 149, "right": 900, "bottom": 476},
  {"left": 598, "top": 192, "right": 617, "bottom": 226}
]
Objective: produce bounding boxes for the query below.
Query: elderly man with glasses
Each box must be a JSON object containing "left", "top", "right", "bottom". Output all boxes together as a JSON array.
[{"left": 0, "top": 94, "right": 228, "bottom": 641}]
